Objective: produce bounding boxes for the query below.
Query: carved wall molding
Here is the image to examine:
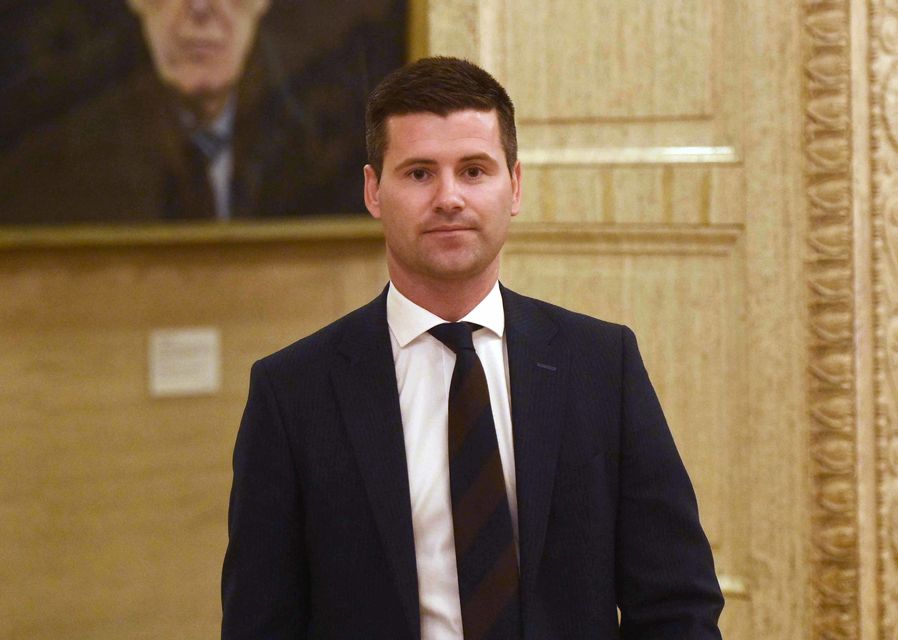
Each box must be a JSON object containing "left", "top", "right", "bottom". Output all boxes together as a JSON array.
[
  {"left": 871, "top": 1, "right": 898, "bottom": 637},
  {"left": 803, "top": 1, "right": 859, "bottom": 638}
]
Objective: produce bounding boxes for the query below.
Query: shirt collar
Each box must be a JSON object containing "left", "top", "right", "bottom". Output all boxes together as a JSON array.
[
  {"left": 177, "top": 94, "right": 236, "bottom": 138},
  {"left": 387, "top": 281, "right": 505, "bottom": 348}
]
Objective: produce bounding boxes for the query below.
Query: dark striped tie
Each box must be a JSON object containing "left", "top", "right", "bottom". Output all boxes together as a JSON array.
[{"left": 428, "top": 322, "right": 521, "bottom": 640}]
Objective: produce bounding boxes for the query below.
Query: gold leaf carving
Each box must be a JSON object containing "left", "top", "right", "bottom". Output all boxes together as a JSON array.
[
  {"left": 882, "top": 64, "right": 898, "bottom": 149},
  {"left": 809, "top": 227, "right": 852, "bottom": 258},
  {"left": 813, "top": 609, "right": 856, "bottom": 640},
  {"left": 880, "top": 15, "right": 898, "bottom": 52},
  {"left": 803, "top": 0, "right": 859, "bottom": 637},
  {"left": 815, "top": 565, "right": 859, "bottom": 605},
  {"left": 810, "top": 358, "right": 853, "bottom": 392},
  {"left": 806, "top": 9, "right": 850, "bottom": 45},
  {"left": 811, "top": 311, "right": 853, "bottom": 343},
  {"left": 888, "top": 492, "right": 898, "bottom": 557},
  {"left": 872, "top": 0, "right": 898, "bottom": 636},
  {"left": 806, "top": 51, "right": 849, "bottom": 89},
  {"left": 811, "top": 438, "right": 855, "bottom": 474},
  {"left": 806, "top": 136, "right": 851, "bottom": 172},
  {"left": 810, "top": 397, "right": 855, "bottom": 431},
  {"left": 808, "top": 177, "right": 851, "bottom": 213},
  {"left": 818, "top": 479, "right": 856, "bottom": 513},
  {"left": 807, "top": 96, "right": 851, "bottom": 130},
  {"left": 813, "top": 524, "right": 857, "bottom": 560},
  {"left": 888, "top": 440, "right": 898, "bottom": 470}
]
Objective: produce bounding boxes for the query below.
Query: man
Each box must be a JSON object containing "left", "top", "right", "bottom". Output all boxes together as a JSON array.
[
  {"left": 129, "top": 0, "right": 269, "bottom": 129},
  {"left": 126, "top": 0, "right": 271, "bottom": 220},
  {"left": 0, "top": 0, "right": 403, "bottom": 223},
  {"left": 222, "top": 56, "right": 724, "bottom": 639}
]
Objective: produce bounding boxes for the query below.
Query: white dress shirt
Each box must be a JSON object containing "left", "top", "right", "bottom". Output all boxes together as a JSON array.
[{"left": 386, "top": 281, "right": 518, "bottom": 640}]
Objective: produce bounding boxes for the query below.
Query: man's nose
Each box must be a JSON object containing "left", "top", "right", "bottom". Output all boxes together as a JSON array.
[
  {"left": 434, "top": 174, "right": 464, "bottom": 213},
  {"left": 187, "top": 0, "right": 214, "bottom": 19}
]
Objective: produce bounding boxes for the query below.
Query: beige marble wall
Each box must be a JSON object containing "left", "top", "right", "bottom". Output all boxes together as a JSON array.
[{"left": 0, "top": 228, "right": 387, "bottom": 638}]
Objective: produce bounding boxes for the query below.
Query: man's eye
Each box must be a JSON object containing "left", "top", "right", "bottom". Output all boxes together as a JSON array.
[
  {"left": 464, "top": 167, "right": 484, "bottom": 178},
  {"left": 409, "top": 169, "right": 429, "bottom": 181}
]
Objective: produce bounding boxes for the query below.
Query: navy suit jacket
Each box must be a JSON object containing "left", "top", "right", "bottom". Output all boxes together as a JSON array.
[{"left": 221, "top": 285, "right": 724, "bottom": 639}]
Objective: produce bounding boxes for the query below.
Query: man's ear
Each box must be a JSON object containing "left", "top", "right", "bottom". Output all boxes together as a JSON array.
[
  {"left": 363, "top": 165, "right": 382, "bottom": 220},
  {"left": 510, "top": 160, "right": 522, "bottom": 217}
]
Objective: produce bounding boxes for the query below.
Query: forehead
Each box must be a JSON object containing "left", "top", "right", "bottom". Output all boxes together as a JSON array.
[
  {"left": 129, "top": 0, "right": 267, "bottom": 17},
  {"left": 129, "top": 0, "right": 178, "bottom": 15},
  {"left": 383, "top": 109, "right": 502, "bottom": 161}
]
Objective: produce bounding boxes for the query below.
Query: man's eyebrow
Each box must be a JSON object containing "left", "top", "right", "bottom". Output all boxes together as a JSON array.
[
  {"left": 459, "top": 153, "right": 499, "bottom": 165},
  {"left": 393, "top": 157, "right": 437, "bottom": 172}
]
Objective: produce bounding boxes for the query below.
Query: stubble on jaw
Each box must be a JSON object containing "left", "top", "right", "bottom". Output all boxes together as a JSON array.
[{"left": 384, "top": 236, "right": 505, "bottom": 322}]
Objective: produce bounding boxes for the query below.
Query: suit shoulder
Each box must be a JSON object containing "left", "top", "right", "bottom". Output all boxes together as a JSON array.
[
  {"left": 506, "top": 288, "right": 631, "bottom": 343},
  {"left": 255, "top": 293, "right": 383, "bottom": 375}
]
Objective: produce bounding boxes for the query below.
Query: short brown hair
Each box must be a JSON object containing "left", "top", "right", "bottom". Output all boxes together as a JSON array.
[{"left": 365, "top": 56, "right": 517, "bottom": 178}]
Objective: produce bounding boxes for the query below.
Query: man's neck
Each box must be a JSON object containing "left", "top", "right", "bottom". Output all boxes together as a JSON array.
[
  {"left": 176, "top": 91, "right": 233, "bottom": 129},
  {"left": 389, "top": 272, "right": 498, "bottom": 322}
]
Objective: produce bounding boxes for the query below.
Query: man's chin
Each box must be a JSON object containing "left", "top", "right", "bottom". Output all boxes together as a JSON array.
[
  {"left": 164, "top": 74, "right": 236, "bottom": 117},
  {"left": 421, "top": 259, "right": 498, "bottom": 284},
  {"left": 176, "top": 82, "right": 231, "bottom": 100}
]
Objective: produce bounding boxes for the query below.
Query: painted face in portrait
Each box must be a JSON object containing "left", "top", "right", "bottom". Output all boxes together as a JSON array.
[
  {"left": 128, "top": 0, "right": 270, "bottom": 114},
  {"left": 363, "top": 109, "right": 522, "bottom": 291}
]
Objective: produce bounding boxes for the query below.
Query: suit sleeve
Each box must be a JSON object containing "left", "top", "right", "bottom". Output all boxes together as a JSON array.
[
  {"left": 222, "top": 359, "right": 308, "bottom": 639},
  {"left": 615, "top": 326, "right": 724, "bottom": 639}
]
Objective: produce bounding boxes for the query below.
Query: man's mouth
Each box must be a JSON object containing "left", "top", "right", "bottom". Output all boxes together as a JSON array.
[
  {"left": 178, "top": 39, "right": 227, "bottom": 60},
  {"left": 425, "top": 226, "right": 475, "bottom": 234}
]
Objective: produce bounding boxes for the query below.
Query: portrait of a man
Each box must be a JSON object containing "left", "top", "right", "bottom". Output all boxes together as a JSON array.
[{"left": 0, "top": 0, "right": 406, "bottom": 224}]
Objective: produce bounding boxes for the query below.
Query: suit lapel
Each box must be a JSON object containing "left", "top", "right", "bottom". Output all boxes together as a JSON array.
[
  {"left": 502, "top": 286, "right": 566, "bottom": 606},
  {"left": 331, "top": 290, "right": 420, "bottom": 639}
]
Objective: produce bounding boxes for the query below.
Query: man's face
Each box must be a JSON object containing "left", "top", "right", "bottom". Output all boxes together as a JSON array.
[
  {"left": 364, "top": 109, "right": 522, "bottom": 289},
  {"left": 129, "top": 0, "right": 269, "bottom": 101}
]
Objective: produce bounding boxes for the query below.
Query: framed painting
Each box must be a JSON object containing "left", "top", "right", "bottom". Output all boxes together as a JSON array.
[{"left": 0, "top": 0, "right": 410, "bottom": 233}]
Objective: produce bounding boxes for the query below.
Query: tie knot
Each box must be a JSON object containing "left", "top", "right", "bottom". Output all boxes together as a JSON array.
[
  {"left": 191, "top": 128, "right": 230, "bottom": 162},
  {"left": 428, "top": 322, "right": 480, "bottom": 353}
]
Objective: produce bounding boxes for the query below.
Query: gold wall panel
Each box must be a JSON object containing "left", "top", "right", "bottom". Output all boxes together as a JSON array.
[
  {"left": 520, "top": 165, "right": 743, "bottom": 225},
  {"left": 504, "top": 225, "right": 748, "bottom": 640},
  {"left": 501, "top": 0, "right": 713, "bottom": 121},
  {"left": 475, "top": 0, "right": 745, "bottom": 227},
  {"left": 0, "top": 241, "right": 387, "bottom": 638}
]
